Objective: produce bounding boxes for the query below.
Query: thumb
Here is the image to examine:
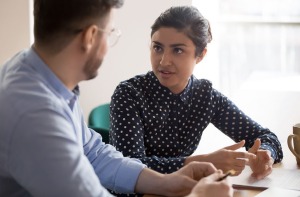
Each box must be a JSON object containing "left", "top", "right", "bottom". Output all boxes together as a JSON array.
[
  {"left": 224, "top": 140, "right": 245, "bottom": 151},
  {"left": 249, "top": 138, "right": 261, "bottom": 154},
  {"left": 205, "top": 170, "right": 223, "bottom": 182}
]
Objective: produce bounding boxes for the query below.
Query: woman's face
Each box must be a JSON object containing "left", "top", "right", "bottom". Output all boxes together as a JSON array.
[{"left": 150, "top": 27, "right": 203, "bottom": 94}]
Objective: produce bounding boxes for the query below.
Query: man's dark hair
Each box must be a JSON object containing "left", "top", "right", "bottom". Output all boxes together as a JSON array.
[{"left": 34, "top": 0, "right": 124, "bottom": 53}]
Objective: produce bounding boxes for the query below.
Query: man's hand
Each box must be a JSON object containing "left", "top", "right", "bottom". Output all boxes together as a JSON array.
[
  {"left": 161, "top": 162, "right": 218, "bottom": 196},
  {"left": 135, "top": 162, "right": 233, "bottom": 197},
  {"left": 187, "top": 170, "right": 233, "bottom": 197}
]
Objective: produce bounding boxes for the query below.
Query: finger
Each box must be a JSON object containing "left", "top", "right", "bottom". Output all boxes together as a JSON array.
[
  {"left": 249, "top": 138, "right": 261, "bottom": 153},
  {"left": 252, "top": 167, "right": 272, "bottom": 180},
  {"left": 207, "top": 170, "right": 223, "bottom": 182},
  {"left": 224, "top": 140, "right": 245, "bottom": 151},
  {"left": 230, "top": 151, "right": 256, "bottom": 167},
  {"left": 219, "top": 157, "right": 247, "bottom": 176},
  {"left": 234, "top": 151, "right": 257, "bottom": 160},
  {"left": 259, "top": 151, "right": 274, "bottom": 167},
  {"left": 200, "top": 162, "right": 218, "bottom": 177},
  {"left": 233, "top": 152, "right": 256, "bottom": 173},
  {"left": 265, "top": 150, "right": 272, "bottom": 157},
  {"left": 234, "top": 158, "right": 247, "bottom": 167},
  {"left": 244, "top": 153, "right": 257, "bottom": 165},
  {"left": 231, "top": 159, "right": 247, "bottom": 176},
  {"left": 262, "top": 150, "right": 273, "bottom": 162},
  {"left": 268, "top": 157, "right": 275, "bottom": 166},
  {"left": 256, "top": 150, "right": 272, "bottom": 164},
  {"left": 187, "top": 161, "right": 217, "bottom": 180}
]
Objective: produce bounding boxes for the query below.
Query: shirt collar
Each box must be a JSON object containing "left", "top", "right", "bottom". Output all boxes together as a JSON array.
[
  {"left": 180, "top": 79, "right": 192, "bottom": 104},
  {"left": 148, "top": 71, "right": 192, "bottom": 104},
  {"left": 26, "top": 47, "right": 79, "bottom": 109}
]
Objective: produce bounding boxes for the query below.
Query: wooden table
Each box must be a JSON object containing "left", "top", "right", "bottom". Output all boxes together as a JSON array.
[{"left": 144, "top": 142, "right": 299, "bottom": 197}]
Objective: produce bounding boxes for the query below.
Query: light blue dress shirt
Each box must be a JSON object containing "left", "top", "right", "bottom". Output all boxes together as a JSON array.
[{"left": 0, "top": 48, "right": 146, "bottom": 197}]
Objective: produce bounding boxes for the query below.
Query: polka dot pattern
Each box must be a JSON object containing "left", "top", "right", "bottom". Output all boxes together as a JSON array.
[{"left": 110, "top": 71, "right": 283, "bottom": 174}]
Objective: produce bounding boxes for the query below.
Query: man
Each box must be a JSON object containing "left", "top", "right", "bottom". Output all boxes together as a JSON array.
[{"left": 0, "top": 0, "right": 232, "bottom": 196}]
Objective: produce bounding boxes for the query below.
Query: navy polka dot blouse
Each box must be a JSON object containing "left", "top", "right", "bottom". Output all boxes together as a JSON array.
[{"left": 110, "top": 71, "right": 283, "bottom": 174}]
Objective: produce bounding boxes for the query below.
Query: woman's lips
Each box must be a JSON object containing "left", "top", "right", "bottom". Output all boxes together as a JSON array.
[{"left": 159, "top": 70, "right": 173, "bottom": 78}]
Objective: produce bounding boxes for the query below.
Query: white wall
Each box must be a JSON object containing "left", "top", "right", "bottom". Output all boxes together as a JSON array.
[
  {"left": 0, "top": 0, "right": 192, "bottom": 121},
  {"left": 0, "top": 0, "right": 31, "bottom": 65}
]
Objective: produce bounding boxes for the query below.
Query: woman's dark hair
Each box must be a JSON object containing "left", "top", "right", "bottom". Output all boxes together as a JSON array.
[
  {"left": 151, "top": 6, "right": 212, "bottom": 56},
  {"left": 34, "top": 0, "right": 124, "bottom": 52}
]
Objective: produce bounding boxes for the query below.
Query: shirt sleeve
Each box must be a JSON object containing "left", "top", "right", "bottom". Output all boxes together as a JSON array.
[
  {"left": 110, "top": 84, "right": 185, "bottom": 174},
  {"left": 210, "top": 89, "right": 283, "bottom": 163},
  {"left": 84, "top": 128, "right": 146, "bottom": 193}
]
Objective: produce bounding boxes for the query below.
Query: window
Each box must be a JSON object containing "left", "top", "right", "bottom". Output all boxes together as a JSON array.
[
  {"left": 193, "top": 0, "right": 300, "bottom": 96},
  {"left": 192, "top": 0, "right": 300, "bottom": 148}
]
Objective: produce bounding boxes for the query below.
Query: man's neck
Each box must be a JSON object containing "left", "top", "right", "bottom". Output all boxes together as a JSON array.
[{"left": 32, "top": 43, "right": 84, "bottom": 91}]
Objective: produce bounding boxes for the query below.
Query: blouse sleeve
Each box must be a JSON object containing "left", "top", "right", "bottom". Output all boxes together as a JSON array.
[{"left": 210, "top": 89, "right": 283, "bottom": 163}]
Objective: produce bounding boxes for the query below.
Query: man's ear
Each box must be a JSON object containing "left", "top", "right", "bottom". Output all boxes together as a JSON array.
[
  {"left": 81, "top": 25, "right": 99, "bottom": 52},
  {"left": 196, "top": 48, "right": 207, "bottom": 64}
]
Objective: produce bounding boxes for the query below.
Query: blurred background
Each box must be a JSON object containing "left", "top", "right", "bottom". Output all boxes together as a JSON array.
[
  {"left": 1, "top": 0, "right": 300, "bottom": 152},
  {"left": 193, "top": 0, "right": 300, "bottom": 152}
]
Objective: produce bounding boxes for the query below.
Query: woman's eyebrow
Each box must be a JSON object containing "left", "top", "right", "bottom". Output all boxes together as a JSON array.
[
  {"left": 152, "top": 41, "right": 187, "bottom": 47},
  {"left": 170, "top": 43, "right": 187, "bottom": 47}
]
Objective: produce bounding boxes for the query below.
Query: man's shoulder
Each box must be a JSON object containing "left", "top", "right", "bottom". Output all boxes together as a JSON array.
[{"left": 0, "top": 61, "right": 63, "bottom": 120}]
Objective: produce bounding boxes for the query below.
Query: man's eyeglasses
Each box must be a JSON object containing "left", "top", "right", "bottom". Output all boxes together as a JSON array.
[
  {"left": 73, "top": 26, "right": 121, "bottom": 47},
  {"left": 98, "top": 27, "right": 122, "bottom": 47}
]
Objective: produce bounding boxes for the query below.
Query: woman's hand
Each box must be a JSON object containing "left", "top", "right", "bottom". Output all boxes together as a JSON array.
[
  {"left": 248, "top": 139, "right": 274, "bottom": 179},
  {"left": 185, "top": 140, "right": 256, "bottom": 176}
]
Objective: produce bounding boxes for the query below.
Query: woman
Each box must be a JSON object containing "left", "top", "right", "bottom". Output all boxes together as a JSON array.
[{"left": 110, "top": 6, "right": 283, "bottom": 179}]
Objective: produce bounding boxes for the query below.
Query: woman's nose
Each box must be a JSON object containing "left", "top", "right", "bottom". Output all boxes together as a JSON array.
[{"left": 160, "top": 52, "right": 172, "bottom": 66}]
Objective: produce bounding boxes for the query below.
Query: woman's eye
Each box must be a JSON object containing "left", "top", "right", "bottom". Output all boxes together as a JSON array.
[
  {"left": 153, "top": 45, "right": 162, "bottom": 52},
  {"left": 174, "top": 48, "right": 183, "bottom": 54}
]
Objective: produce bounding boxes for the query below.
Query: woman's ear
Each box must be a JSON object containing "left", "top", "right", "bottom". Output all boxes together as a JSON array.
[
  {"left": 196, "top": 48, "right": 207, "bottom": 64},
  {"left": 81, "top": 25, "right": 99, "bottom": 52}
]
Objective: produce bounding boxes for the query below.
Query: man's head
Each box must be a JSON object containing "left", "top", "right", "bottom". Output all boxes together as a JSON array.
[
  {"left": 34, "top": 0, "right": 124, "bottom": 54},
  {"left": 33, "top": 0, "right": 124, "bottom": 83}
]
